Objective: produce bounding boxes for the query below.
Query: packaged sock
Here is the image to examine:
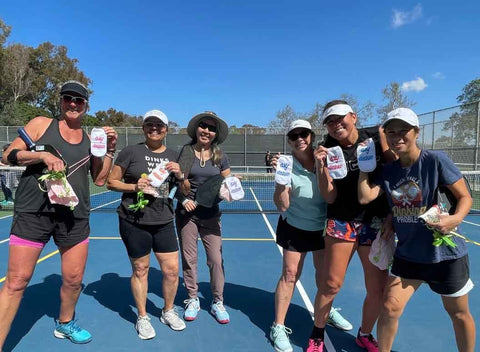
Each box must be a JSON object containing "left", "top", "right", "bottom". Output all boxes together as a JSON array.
[
  {"left": 357, "top": 138, "right": 376, "bottom": 172},
  {"left": 90, "top": 128, "right": 107, "bottom": 157},
  {"left": 224, "top": 176, "right": 244, "bottom": 200},
  {"left": 327, "top": 146, "right": 347, "bottom": 179},
  {"left": 148, "top": 161, "right": 170, "bottom": 187},
  {"left": 275, "top": 155, "right": 293, "bottom": 185}
]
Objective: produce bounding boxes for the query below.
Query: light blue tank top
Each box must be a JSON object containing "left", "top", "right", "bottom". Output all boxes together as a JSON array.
[{"left": 282, "top": 157, "right": 327, "bottom": 231}]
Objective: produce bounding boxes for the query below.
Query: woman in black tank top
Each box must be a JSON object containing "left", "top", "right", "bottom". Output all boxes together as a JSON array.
[{"left": 0, "top": 80, "right": 118, "bottom": 348}]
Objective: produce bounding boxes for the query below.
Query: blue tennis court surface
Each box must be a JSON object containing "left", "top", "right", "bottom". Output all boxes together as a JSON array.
[{"left": 0, "top": 211, "right": 479, "bottom": 351}]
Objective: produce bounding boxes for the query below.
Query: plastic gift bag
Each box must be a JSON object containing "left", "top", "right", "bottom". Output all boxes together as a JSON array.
[
  {"left": 45, "top": 178, "right": 79, "bottom": 210},
  {"left": 369, "top": 231, "right": 396, "bottom": 270}
]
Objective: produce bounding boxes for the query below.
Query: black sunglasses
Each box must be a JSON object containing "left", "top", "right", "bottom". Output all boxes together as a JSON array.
[
  {"left": 198, "top": 121, "right": 217, "bottom": 133},
  {"left": 62, "top": 94, "right": 87, "bottom": 105},
  {"left": 288, "top": 130, "right": 310, "bottom": 141},
  {"left": 144, "top": 122, "right": 166, "bottom": 129}
]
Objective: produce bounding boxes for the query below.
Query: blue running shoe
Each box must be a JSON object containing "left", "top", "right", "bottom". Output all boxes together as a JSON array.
[
  {"left": 270, "top": 323, "right": 293, "bottom": 352},
  {"left": 327, "top": 307, "right": 353, "bottom": 331},
  {"left": 210, "top": 301, "right": 230, "bottom": 324},
  {"left": 184, "top": 297, "right": 200, "bottom": 321},
  {"left": 54, "top": 319, "right": 92, "bottom": 344}
]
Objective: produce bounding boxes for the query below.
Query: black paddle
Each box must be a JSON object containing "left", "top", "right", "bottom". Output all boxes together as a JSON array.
[
  {"left": 17, "top": 127, "right": 68, "bottom": 173},
  {"left": 194, "top": 174, "right": 225, "bottom": 208}
]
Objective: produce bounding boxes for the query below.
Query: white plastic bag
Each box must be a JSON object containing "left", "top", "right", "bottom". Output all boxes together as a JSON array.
[
  {"left": 46, "top": 178, "right": 79, "bottom": 210},
  {"left": 369, "top": 231, "right": 396, "bottom": 270}
]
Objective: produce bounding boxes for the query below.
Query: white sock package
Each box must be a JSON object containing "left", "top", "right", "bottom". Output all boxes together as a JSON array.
[
  {"left": 148, "top": 161, "right": 170, "bottom": 187},
  {"left": 224, "top": 176, "right": 244, "bottom": 200},
  {"left": 357, "top": 138, "right": 377, "bottom": 172},
  {"left": 326, "top": 146, "right": 347, "bottom": 179},
  {"left": 90, "top": 128, "right": 107, "bottom": 157},
  {"left": 275, "top": 155, "right": 293, "bottom": 185}
]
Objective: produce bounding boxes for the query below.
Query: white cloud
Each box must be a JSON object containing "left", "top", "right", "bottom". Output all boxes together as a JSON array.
[
  {"left": 401, "top": 77, "right": 427, "bottom": 92},
  {"left": 432, "top": 72, "right": 445, "bottom": 79},
  {"left": 391, "top": 3, "right": 423, "bottom": 28}
]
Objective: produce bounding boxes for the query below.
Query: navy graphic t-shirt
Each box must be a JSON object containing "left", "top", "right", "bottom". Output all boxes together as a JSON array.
[{"left": 376, "top": 150, "right": 467, "bottom": 264}]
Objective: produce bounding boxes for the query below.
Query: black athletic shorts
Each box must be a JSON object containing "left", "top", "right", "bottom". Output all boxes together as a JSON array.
[
  {"left": 391, "top": 255, "right": 470, "bottom": 295},
  {"left": 276, "top": 216, "right": 325, "bottom": 252},
  {"left": 11, "top": 212, "right": 89, "bottom": 247},
  {"left": 119, "top": 218, "right": 179, "bottom": 258}
]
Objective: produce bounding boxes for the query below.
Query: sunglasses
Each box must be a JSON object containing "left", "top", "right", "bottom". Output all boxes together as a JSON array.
[
  {"left": 324, "top": 114, "right": 347, "bottom": 125},
  {"left": 198, "top": 121, "right": 217, "bottom": 133},
  {"left": 288, "top": 130, "right": 310, "bottom": 141},
  {"left": 144, "top": 122, "right": 166, "bottom": 129},
  {"left": 62, "top": 94, "right": 87, "bottom": 105}
]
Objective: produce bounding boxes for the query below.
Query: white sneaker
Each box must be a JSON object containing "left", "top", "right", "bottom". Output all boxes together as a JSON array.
[
  {"left": 135, "top": 315, "right": 156, "bottom": 340},
  {"left": 160, "top": 308, "right": 186, "bottom": 331}
]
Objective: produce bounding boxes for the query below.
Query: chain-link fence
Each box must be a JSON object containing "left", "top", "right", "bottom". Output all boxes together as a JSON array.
[{"left": 0, "top": 100, "right": 479, "bottom": 170}]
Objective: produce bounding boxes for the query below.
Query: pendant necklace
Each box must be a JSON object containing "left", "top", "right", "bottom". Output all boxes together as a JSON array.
[{"left": 199, "top": 147, "right": 206, "bottom": 168}]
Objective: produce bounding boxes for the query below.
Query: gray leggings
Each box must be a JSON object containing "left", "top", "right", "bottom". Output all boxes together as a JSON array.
[{"left": 176, "top": 213, "right": 225, "bottom": 302}]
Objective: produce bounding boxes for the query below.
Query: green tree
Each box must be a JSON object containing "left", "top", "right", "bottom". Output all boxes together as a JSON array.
[
  {"left": 377, "top": 82, "right": 416, "bottom": 122},
  {"left": 268, "top": 105, "right": 303, "bottom": 131},
  {"left": 29, "top": 42, "right": 91, "bottom": 116},
  {"left": 1, "top": 44, "right": 34, "bottom": 103},
  {"left": 0, "top": 18, "right": 11, "bottom": 48},
  {"left": 457, "top": 78, "right": 480, "bottom": 104},
  {"left": 442, "top": 78, "right": 480, "bottom": 146},
  {"left": 94, "top": 108, "right": 142, "bottom": 127},
  {"left": 0, "top": 101, "right": 51, "bottom": 126}
]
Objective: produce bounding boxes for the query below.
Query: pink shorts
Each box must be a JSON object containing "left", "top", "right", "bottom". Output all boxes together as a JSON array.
[{"left": 9, "top": 234, "right": 89, "bottom": 249}]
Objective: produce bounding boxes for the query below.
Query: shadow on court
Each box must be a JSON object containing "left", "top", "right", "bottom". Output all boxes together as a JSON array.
[
  {"left": 4, "top": 274, "right": 62, "bottom": 352},
  {"left": 83, "top": 268, "right": 186, "bottom": 325},
  {"left": 197, "top": 281, "right": 320, "bottom": 350}
]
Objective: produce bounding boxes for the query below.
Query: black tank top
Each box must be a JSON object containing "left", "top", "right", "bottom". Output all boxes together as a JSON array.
[{"left": 14, "top": 119, "right": 91, "bottom": 218}]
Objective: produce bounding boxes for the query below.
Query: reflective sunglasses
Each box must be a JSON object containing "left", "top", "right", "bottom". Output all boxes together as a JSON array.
[
  {"left": 324, "top": 114, "right": 347, "bottom": 126},
  {"left": 62, "top": 94, "right": 87, "bottom": 105},
  {"left": 198, "top": 121, "right": 217, "bottom": 133},
  {"left": 288, "top": 130, "right": 310, "bottom": 141},
  {"left": 144, "top": 122, "right": 166, "bottom": 129}
]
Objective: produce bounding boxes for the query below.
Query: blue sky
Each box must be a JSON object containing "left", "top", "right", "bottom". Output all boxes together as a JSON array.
[{"left": 2, "top": 1, "right": 479, "bottom": 127}]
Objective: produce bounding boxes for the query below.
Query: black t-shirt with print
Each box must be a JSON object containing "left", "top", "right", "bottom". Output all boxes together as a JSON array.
[
  {"left": 114, "top": 143, "right": 178, "bottom": 225},
  {"left": 323, "top": 126, "right": 389, "bottom": 222}
]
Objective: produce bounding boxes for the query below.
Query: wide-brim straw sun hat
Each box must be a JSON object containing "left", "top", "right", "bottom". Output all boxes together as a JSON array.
[{"left": 187, "top": 111, "right": 229, "bottom": 144}]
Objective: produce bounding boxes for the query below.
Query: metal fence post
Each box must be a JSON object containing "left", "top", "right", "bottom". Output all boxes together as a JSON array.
[
  {"left": 431, "top": 111, "right": 436, "bottom": 149},
  {"left": 244, "top": 128, "right": 247, "bottom": 167},
  {"left": 476, "top": 101, "right": 480, "bottom": 170}
]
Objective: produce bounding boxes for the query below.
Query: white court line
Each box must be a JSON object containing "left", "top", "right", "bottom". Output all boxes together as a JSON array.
[
  {"left": 463, "top": 220, "right": 480, "bottom": 227},
  {"left": 249, "top": 187, "right": 336, "bottom": 352}
]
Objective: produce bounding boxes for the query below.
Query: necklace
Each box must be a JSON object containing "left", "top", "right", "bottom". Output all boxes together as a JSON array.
[{"left": 199, "top": 147, "right": 206, "bottom": 168}]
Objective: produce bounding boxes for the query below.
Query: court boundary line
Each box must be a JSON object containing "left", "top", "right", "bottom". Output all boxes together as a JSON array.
[
  {"left": 0, "top": 249, "right": 59, "bottom": 283},
  {"left": 249, "top": 187, "right": 336, "bottom": 352}
]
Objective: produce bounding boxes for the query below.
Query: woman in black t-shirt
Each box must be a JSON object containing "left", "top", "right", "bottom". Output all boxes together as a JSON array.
[
  {"left": 311, "top": 100, "right": 396, "bottom": 351},
  {"left": 107, "top": 110, "right": 186, "bottom": 339}
]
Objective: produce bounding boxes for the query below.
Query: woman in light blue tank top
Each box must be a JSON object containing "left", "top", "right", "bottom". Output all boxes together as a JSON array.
[{"left": 268, "top": 120, "right": 352, "bottom": 352}]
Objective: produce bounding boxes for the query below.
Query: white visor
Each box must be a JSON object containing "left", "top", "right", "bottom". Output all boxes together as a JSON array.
[{"left": 322, "top": 104, "right": 354, "bottom": 123}]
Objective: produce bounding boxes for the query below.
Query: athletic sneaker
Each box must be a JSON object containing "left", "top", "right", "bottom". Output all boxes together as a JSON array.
[
  {"left": 306, "top": 338, "right": 324, "bottom": 352},
  {"left": 53, "top": 319, "right": 92, "bottom": 344},
  {"left": 327, "top": 307, "right": 353, "bottom": 331},
  {"left": 184, "top": 297, "right": 200, "bottom": 321},
  {"left": 160, "top": 308, "right": 186, "bottom": 331},
  {"left": 269, "top": 323, "right": 293, "bottom": 352},
  {"left": 356, "top": 328, "right": 379, "bottom": 352},
  {"left": 135, "top": 315, "right": 156, "bottom": 340},
  {"left": 210, "top": 300, "right": 230, "bottom": 324}
]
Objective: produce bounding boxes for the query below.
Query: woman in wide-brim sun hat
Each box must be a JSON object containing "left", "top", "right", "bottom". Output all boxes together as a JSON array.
[{"left": 175, "top": 111, "right": 232, "bottom": 325}]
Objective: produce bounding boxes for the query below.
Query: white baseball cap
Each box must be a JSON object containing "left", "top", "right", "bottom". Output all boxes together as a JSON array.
[
  {"left": 143, "top": 109, "right": 168, "bottom": 125},
  {"left": 383, "top": 108, "right": 419, "bottom": 128},
  {"left": 287, "top": 119, "right": 312, "bottom": 134}
]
